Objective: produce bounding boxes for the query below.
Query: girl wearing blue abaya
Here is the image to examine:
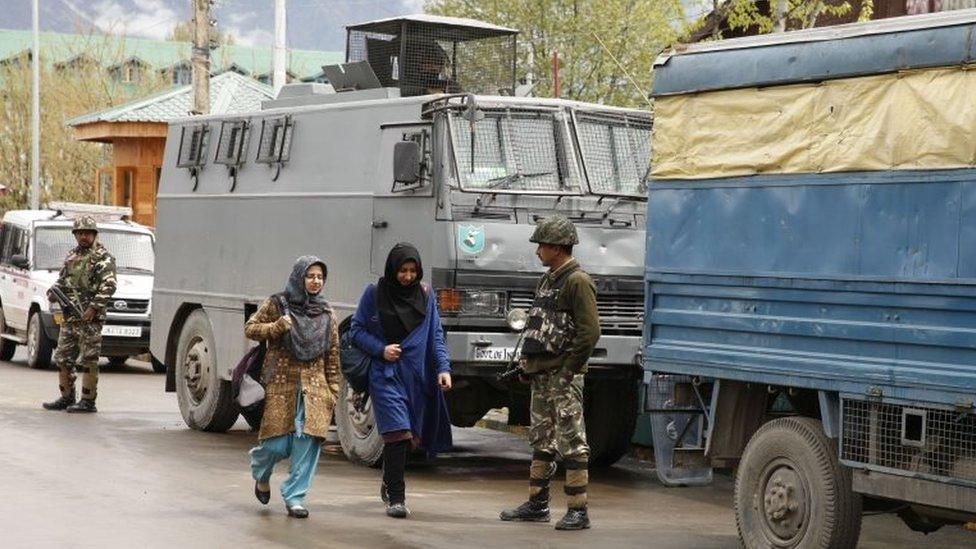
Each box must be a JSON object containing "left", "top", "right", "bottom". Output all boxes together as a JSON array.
[{"left": 349, "top": 243, "right": 453, "bottom": 519}]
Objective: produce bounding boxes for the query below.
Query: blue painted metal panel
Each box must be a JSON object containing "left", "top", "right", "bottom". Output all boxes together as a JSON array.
[
  {"left": 643, "top": 170, "right": 976, "bottom": 407},
  {"left": 653, "top": 24, "right": 976, "bottom": 96}
]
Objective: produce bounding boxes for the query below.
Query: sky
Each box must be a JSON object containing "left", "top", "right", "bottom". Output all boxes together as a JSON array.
[
  {"left": 1, "top": 0, "right": 427, "bottom": 51},
  {"left": 2, "top": 0, "right": 705, "bottom": 52}
]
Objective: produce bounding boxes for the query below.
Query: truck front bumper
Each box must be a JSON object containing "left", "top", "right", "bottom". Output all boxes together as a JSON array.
[
  {"left": 444, "top": 331, "right": 642, "bottom": 379},
  {"left": 40, "top": 312, "right": 151, "bottom": 357}
]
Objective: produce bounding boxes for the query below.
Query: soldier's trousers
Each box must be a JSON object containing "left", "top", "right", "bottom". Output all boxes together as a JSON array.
[
  {"left": 528, "top": 368, "right": 590, "bottom": 509},
  {"left": 55, "top": 321, "right": 103, "bottom": 401}
]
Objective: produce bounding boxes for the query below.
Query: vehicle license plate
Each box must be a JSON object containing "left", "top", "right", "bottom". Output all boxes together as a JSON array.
[
  {"left": 102, "top": 325, "right": 141, "bottom": 338},
  {"left": 473, "top": 347, "right": 515, "bottom": 362}
]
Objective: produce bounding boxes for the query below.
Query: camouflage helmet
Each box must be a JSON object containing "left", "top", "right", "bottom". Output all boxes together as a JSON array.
[
  {"left": 529, "top": 215, "right": 579, "bottom": 246},
  {"left": 72, "top": 215, "right": 98, "bottom": 233}
]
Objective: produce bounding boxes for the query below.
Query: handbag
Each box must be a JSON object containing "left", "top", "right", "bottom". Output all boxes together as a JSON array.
[
  {"left": 231, "top": 342, "right": 266, "bottom": 402},
  {"left": 340, "top": 328, "right": 371, "bottom": 394}
]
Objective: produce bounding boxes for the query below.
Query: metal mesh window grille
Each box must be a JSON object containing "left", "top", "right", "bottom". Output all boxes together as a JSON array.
[
  {"left": 177, "top": 124, "right": 209, "bottom": 168},
  {"left": 450, "top": 110, "right": 580, "bottom": 194},
  {"left": 842, "top": 398, "right": 976, "bottom": 484},
  {"left": 347, "top": 23, "right": 515, "bottom": 97},
  {"left": 256, "top": 116, "right": 294, "bottom": 164},
  {"left": 574, "top": 112, "right": 651, "bottom": 197},
  {"left": 215, "top": 120, "right": 249, "bottom": 166}
]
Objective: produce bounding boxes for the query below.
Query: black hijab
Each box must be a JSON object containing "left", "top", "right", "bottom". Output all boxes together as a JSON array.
[
  {"left": 281, "top": 255, "right": 331, "bottom": 362},
  {"left": 377, "top": 243, "right": 427, "bottom": 344}
]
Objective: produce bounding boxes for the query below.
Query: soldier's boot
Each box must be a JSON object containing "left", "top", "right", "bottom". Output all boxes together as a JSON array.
[
  {"left": 555, "top": 507, "right": 590, "bottom": 531},
  {"left": 500, "top": 452, "right": 556, "bottom": 522},
  {"left": 66, "top": 399, "right": 97, "bottom": 413},
  {"left": 42, "top": 393, "right": 76, "bottom": 410},
  {"left": 555, "top": 458, "right": 590, "bottom": 530}
]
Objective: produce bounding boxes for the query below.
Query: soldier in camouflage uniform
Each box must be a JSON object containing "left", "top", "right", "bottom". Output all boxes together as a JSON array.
[
  {"left": 500, "top": 215, "right": 600, "bottom": 531},
  {"left": 42, "top": 216, "right": 117, "bottom": 414}
]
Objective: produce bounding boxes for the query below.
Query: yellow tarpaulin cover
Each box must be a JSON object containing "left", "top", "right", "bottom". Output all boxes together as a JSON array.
[{"left": 652, "top": 65, "right": 976, "bottom": 179}]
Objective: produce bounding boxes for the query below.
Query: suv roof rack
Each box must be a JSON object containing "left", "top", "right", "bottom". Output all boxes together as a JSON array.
[{"left": 45, "top": 202, "right": 133, "bottom": 222}]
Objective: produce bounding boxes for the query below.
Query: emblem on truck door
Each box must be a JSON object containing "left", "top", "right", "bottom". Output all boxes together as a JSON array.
[{"left": 458, "top": 224, "right": 485, "bottom": 255}]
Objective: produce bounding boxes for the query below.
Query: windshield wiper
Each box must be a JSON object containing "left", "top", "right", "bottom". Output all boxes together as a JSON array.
[{"left": 485, "top": 171, "right": 553, "bottom": 190}]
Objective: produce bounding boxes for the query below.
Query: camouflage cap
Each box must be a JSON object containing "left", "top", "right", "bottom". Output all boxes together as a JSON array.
[
  {"left": 72, "top": 216, "right": 98, "bottom": 233},
  {"left": 529, "top": 215, "right": 579, "bottom": 246}
]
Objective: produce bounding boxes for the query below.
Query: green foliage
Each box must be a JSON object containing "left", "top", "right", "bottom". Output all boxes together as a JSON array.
[
  {"left": 721, "top": 0, "right": 874, "bottom": 33},
  {"left": 425, "top": 0, "right": 686, "bottom": 108}
]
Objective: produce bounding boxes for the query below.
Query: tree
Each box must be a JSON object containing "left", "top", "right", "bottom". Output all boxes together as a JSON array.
[
  {"left": 0, "top": 33, "right": 169, "bottom": 211},
  {"left": 425, "top": 0, "right": 686, "bottom": 108},
  {"left": 720, "top": 0, "right": 874, "bottom": 35}
]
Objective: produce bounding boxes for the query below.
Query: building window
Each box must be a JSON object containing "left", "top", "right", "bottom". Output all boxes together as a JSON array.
[{"left": 173, "top": 65, "right": 192, "bottom": 86}]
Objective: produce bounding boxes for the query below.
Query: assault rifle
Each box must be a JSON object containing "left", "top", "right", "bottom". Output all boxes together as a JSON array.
[
  {"left": 496, "top": 331, "right": 527, "bottom": 382},
  {"left": 48, "top": 285, "right": 83, "bottom": 320}
]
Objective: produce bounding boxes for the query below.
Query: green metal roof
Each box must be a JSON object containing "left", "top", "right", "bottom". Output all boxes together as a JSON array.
[
  {"left": 0, "top": 29, "right": 343, "bottom": 80},
  {"left": 67, "top": 71, "right": 275, "bottom": 126}
]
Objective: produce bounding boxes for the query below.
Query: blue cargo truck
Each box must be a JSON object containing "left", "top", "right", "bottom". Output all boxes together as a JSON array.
[{"left": 644, "top": 10, "right": 976, "bottom": 548}]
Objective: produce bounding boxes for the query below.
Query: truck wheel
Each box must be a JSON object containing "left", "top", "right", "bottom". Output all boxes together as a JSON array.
[
  {"left": 735, "top": 416, "right": 862, "bottom": 549},
  {"left": 175, "top": 309, "right": 239, "bottom": 432},
  {"left": 335, "top": 374, "right": 383, "bottom": 467},
  {"left": 26, "top": 311, "right": 53, "bottom": 369},
  {"left": 0, "top": 307, "right": 16, "bottom": 361},
  {"left": 585, "top": 378, "right": 639, "bottom": 467}
]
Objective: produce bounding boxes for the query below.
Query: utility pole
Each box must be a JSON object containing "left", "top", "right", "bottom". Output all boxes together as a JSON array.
[
  {"left": 30, "top": 0, "right": 40, "bottom": 209},
  {"left": 551, "top": 50, "right": 560, "bottom": 98},
  {"left": 191, "top": 0, "right": 211, "bottom": 115},
  {"left": 273, "top": 0, "right": 286, "bottom": 96}
]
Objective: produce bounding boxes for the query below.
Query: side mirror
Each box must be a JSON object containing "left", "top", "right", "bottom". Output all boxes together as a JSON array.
[
  {"left": 10, "top": 254, "right": 28, "bottom": 269},
  {"left": 392, "top": 141, "right": 423, "bottom": 192}
]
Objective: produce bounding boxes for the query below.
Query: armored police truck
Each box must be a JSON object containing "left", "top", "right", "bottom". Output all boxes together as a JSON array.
[{"left": 152, "top": 15, "right": 649, "bottom": 466}]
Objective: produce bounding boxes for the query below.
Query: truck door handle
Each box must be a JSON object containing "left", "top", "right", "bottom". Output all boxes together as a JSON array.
[{"left": 372, "top": 220, "right": 388, "bottom": 229}]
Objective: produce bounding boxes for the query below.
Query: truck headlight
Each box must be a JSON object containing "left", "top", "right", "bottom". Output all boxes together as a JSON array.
[
  {"left": 506, "top": 308, "right": 528, "bottom": 331},
  {"left": 436, "top": 289, "right": 506, "bottom": 317}
]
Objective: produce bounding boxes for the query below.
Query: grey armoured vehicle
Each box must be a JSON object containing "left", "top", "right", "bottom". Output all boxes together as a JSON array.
[{"left": 151, "top": 15, "right": 650, "bottom": 466}]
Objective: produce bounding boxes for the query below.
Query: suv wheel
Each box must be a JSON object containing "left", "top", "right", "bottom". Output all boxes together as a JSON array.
[{"left": 26, "top": 311, "right": 53, "bottom": 369}]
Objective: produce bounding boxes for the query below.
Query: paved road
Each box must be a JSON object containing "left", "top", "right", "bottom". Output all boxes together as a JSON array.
[{"left": 0, "top": 351, "right": 973, "bottom": 549}]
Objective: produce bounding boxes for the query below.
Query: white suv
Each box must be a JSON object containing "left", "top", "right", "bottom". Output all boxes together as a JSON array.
[{"left": 0, "top": 203, "right": 158, "bottom": 370}]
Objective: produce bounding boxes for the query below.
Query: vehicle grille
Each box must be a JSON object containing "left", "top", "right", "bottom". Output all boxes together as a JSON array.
[
  {"left": 841, "top": 398, "right": 976, "bottom": 484},
  {"left": 107, "top": 298, "right": 149, "bottom": 314},
  {"left": 509, "top": 290, "right": 643, "bottom": 335}
]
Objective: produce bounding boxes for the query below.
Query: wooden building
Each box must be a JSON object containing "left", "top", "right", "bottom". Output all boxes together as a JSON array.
[{"left": 69, "top": 72, "right": 274, "bottom": 227}]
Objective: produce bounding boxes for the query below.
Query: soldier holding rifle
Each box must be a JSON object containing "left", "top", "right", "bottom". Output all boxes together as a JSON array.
[
  {"left": 500, "top": 215, "right": 600, "bottom": 530},
  {"left": 42, "top": 216, "right": 117, "bottom": 414}
]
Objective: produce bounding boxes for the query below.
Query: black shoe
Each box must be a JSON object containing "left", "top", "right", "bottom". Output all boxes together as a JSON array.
[
  {"left": 555, "top": 507, "right": 590, "bottom": 530},
  {"left": 66, "top": 399, "right": 97, "bottom": 413},
  {"left": 254, "top": 482, "right": 270, "bottom": 505},
  {"left": 42, "top": 395, "right": 76, "bottom": 411},
  {"left": 386, "top": 502, "right": 409, "bottom": 518},
  {"left": 500, "top": 499, "right": 550, "bottom": 522},
  {"left": 380, "top": 482, "right": 389, "bottom": 504},
  {"left": 286, "top": 504, "right": 309, "bottom": 518}
]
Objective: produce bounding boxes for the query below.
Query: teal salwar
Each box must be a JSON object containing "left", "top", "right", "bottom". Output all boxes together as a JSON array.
[{"left": 249, "top": 386, "right": 323, "bottom": 506}]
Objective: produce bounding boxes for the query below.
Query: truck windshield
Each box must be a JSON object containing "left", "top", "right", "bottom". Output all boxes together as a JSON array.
[
  {"left": 33, "top": 228, "right": 155, "bottom": 273},
  {"left": 449, "top": 109, "right": 582, "bottom": 194},
  {"left": 574, "top": 111, "right": 651, "bottom": 198}
]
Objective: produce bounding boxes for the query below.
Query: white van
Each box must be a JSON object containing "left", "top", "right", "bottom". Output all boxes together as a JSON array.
[{"left": 0, "top": 203, "right": 158, "bottom": 370}]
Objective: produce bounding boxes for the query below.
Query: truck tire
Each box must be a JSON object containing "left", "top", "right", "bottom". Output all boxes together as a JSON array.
[
  {"left": 585, "top": 378, "right": 639, "bottom": 467},
  {"left": 175, "top": 309, "right": 239, "bottom": 432},
  {"left": 0, "top": 307, "right": 16, "bottom": 361},
  {"left": 26, "top": 311, "right": 53, "bottom": 369},
  {"left": 335, "top": 372, "right": 383, "bottom": 467},
  {"left": 735, "top": 416, "right": 862, "bottom": 549}
]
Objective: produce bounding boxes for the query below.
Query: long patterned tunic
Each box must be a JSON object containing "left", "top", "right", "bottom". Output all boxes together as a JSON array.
[{"left": 244, "top": 297, "right": 340, "bottom": 441}]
